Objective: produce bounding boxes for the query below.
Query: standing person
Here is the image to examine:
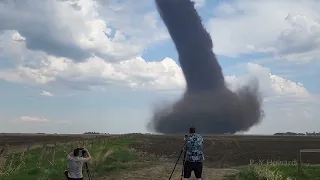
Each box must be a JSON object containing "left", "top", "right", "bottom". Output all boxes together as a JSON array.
[
  {"left": 65, "top": 147, "right": 91, "bottom": 180},
  {"left": 183, "top": 127, "right": 204, "bottom": 180}
]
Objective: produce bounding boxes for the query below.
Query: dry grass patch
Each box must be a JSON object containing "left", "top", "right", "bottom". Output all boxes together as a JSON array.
[
  {"left": 102, "top": 149, "right": 114, "bottom": 160},
  {"left": 101, "top": 162, "right": 239, "bottom": 180}
]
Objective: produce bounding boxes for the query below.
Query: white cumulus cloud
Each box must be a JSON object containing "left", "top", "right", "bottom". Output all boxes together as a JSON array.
[
  {"left": 20, "top": 116, "right": 50, "bottom": 123},
  {"left": 40, "top": 90, "right": 54, "bottom": 97},
  {"left": 0, "top": 0, "right": 168, "bottom": 62},
  {"left": 207, "top": 0, "right": 320, "bottom": 61}
]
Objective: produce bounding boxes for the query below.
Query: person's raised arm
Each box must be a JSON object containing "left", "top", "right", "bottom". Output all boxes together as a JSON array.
[
  {"left": 200, "top": 136, "right": 204, "bottom": 148},
  {"left": 67, "top": 151, "right": 73, "bottom": 159},
  {"left": 85, "top": 148, "right": 91, "bottom": 159},
  {"left": 80, "top": 148, "right": 91, "bottom": 162},
  {"left": 183, "top": 135, "right": 188, "bottom": 152}
]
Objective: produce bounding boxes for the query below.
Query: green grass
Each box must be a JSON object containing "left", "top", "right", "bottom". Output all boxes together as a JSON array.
[
  {"left": 0, "top": 135, "right": 144, "bottom": 180},
  {"left": 228, "top": 164, "right": 320, "bottom": 180}
]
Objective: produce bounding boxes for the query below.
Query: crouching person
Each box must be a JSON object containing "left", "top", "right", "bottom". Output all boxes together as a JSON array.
[{"left": 65, "top": 147, "right": 91, "bottom": 180}]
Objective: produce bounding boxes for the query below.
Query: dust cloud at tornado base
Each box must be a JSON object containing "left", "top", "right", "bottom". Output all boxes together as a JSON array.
[{"left": 146, "top": 0, "right": 265, "bottom": 134}]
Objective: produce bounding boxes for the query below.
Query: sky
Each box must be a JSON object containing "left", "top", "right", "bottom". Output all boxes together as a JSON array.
[{"left": 0, "top": 0, "right": 319, "bottom": 134}]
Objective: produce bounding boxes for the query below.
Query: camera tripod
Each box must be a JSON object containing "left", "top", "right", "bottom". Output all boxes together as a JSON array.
[
  {"left": 84, "top": 162, "right": 92, "bottom": 180},
  {"left": 82, "top": 149, "right": 92, "bottom": 180},
  {"left": 168, "top": 149, "right": 186, "bottom": 180},
  {"left": 168, "top": 136, "right": 188, "bottom": 180}
]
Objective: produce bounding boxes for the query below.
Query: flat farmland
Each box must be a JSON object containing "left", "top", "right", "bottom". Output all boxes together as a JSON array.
[
  {"left": 1, "top": 133, "right": 320, "bottom": 167},
  {"left": 1, "top": 133, "right": 320, "bottom": 179},
  {"left": 129, "top": 134, "right": 320, "bottom": 167},
  {"left": 0, "top": 133, "right": 111, "bottom": 146}
]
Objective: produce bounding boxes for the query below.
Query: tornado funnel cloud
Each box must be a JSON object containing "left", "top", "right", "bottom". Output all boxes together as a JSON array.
[{"left": 147, "top": 0, "right": 264, "bottom": 134}]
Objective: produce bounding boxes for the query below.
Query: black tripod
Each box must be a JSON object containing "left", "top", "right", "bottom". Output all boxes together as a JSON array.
[
  {"left": 84, "top": 162, "right": 92, "bottom": 180},
  {"left": 169, "top": 136, "right": 188, "bottom": 180},
  {"left": 169, "top": 149, "right": 186, "bottom": 180}
]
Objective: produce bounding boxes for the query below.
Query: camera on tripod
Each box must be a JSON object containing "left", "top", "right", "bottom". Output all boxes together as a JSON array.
[
  {"left": 184, "top": 134, "right": 188, "bottom": 141},
  {"left": 75, "top": 147, "right": 88, "bottom": 157}
]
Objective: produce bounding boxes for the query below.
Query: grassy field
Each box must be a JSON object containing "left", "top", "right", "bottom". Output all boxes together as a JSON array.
[
  {"left": 1, "top": 133, "right": 320, "bottom": 179},
  {"left": 227, "top": 164, "right": 320, "bottom": 180},
  {"left": 0, "top": 134, "right": 150, "bottom": 180}
]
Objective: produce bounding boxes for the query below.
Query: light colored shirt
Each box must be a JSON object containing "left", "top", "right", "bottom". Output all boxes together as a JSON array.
[{"left": 67, "top": 155, "right": 90, "bottom": 178}]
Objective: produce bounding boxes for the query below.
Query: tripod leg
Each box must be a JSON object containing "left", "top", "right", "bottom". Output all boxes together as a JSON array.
[
  {"left": 64, "top": 170, "right": 68, "bottom": 179},
  {"left": 169, "top": 149, "right": 183, "bottom": 180},
  {"left": 181, "top": 151, "right": 186, "bottom": 179},
  {"left": 85, "top": 162, "right": 92, "bottom": 180}
]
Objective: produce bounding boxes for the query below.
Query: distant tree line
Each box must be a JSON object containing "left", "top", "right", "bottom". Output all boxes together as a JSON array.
[
  {"left": 83, "top": 132, "right": 109, "bottom": 134},
  {"left": 274, "top": 132, "right": 320, "bottom": 136}
]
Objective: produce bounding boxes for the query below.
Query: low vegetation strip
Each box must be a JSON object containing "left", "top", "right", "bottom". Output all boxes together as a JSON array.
[
  {"left": 0, "top": 134, "right": 147, "bottom": 180},
  {"left": 228, "top": 164, "right": 320, "bottom": 180}
]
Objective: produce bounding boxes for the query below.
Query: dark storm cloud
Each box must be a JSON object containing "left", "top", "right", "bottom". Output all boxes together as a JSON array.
[
  {"left": 0, "top": 0, "right": 91, "bottom": 61},
  {"left": 20, "top": 31, "right": 89, "bottom": 61},
  {"left": 56, "top": 0, "right": 82, "bottom": 10}
]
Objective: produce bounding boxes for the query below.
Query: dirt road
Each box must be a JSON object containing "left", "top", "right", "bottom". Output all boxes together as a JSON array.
[{"left": 101, "top": 162, "right": 239, "bottom": 180}]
